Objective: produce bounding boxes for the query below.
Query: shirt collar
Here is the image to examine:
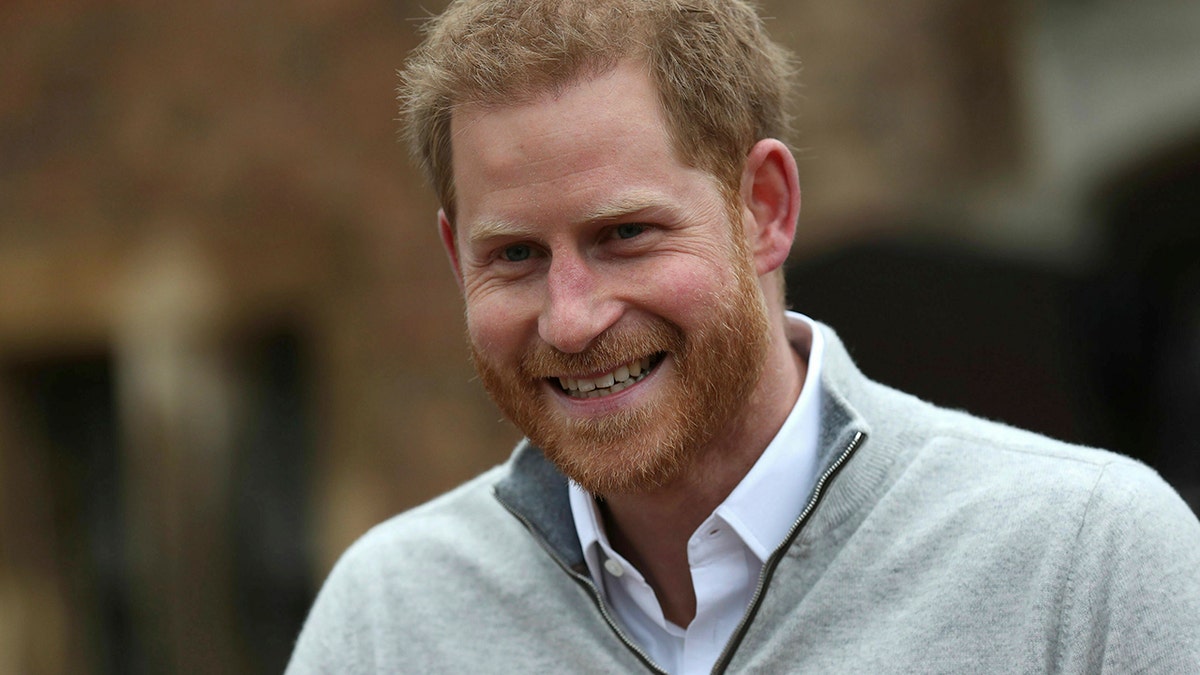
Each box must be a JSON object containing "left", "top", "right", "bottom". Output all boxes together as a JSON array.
[
  {"left": 716, "top": 312, "right": 824, "bottom": 560},
  {"left": 570, "top": 312, "right": 826, "bottom": 574}
]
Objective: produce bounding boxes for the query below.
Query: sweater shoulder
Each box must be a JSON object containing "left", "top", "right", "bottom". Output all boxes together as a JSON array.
[
  {"left": 892, "top": 385, "right": 1160, "bottom": 490},
  {"left": 856, "top": 380, "right": 1190, "bottom": 528},
  {"left": 965, "top": 411, "right": 1159, "bottom": 483},
  {"left": 332, "top": 463, "right": 517, "bottom": 579}
]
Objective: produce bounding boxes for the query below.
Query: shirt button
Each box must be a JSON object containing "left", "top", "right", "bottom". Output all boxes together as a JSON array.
[{"left": 603, "top": 558, "right": 625, "bottom": 577}]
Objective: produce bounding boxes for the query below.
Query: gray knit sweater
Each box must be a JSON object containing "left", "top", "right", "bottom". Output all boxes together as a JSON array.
[{"left": 288, "top": 326, "right": 1200, "bottom": 673}]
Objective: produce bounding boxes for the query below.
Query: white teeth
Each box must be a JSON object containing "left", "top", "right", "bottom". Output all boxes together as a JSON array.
[{"left": 558, "top": 355, "right": 658, "bottom": 398}]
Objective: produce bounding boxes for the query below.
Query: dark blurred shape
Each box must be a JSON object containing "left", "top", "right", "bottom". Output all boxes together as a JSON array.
[
  {"left": 788, "top": 241, "right": 1091, "bottom": 447},
  {"left": 230, "top": 329, "right": 317, "bottom": 675},
  {"left": 1075, "top": 136, "right": 1200, "bottom": 508},
  {"left": 1, "top": 329, "right": 316, "bottom": 675},
  {"left": 6, "top": 354, "right": 135, "bottom": 674}
]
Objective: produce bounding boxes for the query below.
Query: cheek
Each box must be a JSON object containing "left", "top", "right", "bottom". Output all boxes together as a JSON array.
[
  {"left": 464, "top": 291, "right": 535, "bottom": 359},
  {"left": 636, "top": 255, "right": 739, "bottom": 321}
]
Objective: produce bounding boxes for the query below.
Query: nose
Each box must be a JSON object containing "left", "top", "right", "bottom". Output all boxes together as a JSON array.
[{"left": 538, "top": 252, "right": 621, "bottom": 354}]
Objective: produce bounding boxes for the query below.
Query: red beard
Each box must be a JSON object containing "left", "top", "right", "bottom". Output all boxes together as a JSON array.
[{"left": 471, "top": 234, "right": 771, "bottom": 496}]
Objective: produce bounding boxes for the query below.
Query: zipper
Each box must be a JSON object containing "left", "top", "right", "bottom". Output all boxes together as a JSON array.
[
  {"left": 493, "top": 491, "right": 668, "bottom": 674},
  {"left": 493, "top": 428, "right": 865, "bottom": 675},
  {"left": 709, "top": 430, "right": 867, "bottom": 674}
]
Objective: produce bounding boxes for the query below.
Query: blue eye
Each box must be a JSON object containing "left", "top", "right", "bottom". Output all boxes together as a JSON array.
[
  {"left": 615, "top": 223, "right": 646, "bottom": 239},
  {"left": 502, "top": 244, "right": 532, "bottom": 262}
]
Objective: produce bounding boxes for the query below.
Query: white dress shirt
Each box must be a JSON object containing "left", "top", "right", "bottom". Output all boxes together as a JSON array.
[{"left": 569, "top": 313, "right": 825, "bottom": 674}]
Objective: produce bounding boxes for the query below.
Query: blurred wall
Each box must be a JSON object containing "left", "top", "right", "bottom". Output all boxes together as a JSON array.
[{"left": 1, "top": 0, "right": 1197, "bottom": 673}]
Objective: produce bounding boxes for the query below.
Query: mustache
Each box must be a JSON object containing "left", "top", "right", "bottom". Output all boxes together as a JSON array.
[{"left": 520, "top": 320, "right": 683, "bottom": 378}]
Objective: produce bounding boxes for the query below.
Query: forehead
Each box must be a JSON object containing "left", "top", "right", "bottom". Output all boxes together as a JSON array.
[{"left": 448, "top": 61, "right": 707, "bottom": 229}]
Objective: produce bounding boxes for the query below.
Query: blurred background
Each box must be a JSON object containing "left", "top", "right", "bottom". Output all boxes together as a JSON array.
[{"left": 1, "top": 0, "right": 1197, "bottom": 672}]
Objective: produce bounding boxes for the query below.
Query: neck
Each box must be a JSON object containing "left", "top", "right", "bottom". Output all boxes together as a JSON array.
[{"left": 600, "top": 317, "right": 805, "bottom": 626}]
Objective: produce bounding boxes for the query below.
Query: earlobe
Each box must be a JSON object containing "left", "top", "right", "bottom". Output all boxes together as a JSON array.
[
  {"left": 438, "top": 209, "right": 465, "bottom": 293},
  {"left": 740, "top": 139, "right": 800, "bottom": 277}
]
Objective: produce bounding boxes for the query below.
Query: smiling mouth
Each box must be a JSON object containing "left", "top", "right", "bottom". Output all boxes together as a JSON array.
[{"left": 555, "top": 353, "right": 665, "bottom": 399}]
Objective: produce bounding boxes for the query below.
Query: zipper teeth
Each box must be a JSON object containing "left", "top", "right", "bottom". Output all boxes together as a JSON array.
[
  {"left": 493, "top": 491, "right": 668, "bottom": 674},
  {"left": 710, "top": 430, "right": 867, "bottom": 674}
]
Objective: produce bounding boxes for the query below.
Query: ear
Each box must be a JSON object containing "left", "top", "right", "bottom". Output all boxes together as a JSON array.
[
  {"left": 739, "top": 139, "right": 800, "bottom": 277},
  {"left": 438, "top": 209, "right": 465, "bottom": 293}
]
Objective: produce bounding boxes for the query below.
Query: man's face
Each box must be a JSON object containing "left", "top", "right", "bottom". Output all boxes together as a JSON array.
[{"left": 444, "top": 61, "right": 771, "bottom": 496}]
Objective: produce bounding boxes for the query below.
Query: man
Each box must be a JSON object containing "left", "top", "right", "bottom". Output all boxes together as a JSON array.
[{"left": 288, "top": 0, "right": 1200, "bottom": 672}]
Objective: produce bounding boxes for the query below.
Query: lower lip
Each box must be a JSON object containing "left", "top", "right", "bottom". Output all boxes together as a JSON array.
[{"left": 547, "top": 356, "right": 667, "bottom": 416}]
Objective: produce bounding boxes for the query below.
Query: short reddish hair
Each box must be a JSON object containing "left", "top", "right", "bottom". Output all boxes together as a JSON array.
[{"left": 399, "top": 0, "right": 795, "bottom": 224}]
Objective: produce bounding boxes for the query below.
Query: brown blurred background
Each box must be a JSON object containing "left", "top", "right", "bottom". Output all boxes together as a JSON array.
[{"left": 1, "top": 0, "right": 1197, "bottom": 672}]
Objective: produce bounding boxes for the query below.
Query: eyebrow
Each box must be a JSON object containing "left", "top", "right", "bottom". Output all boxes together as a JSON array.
[
  {"left": 465, "top": 190, "right": 672, "bottom": 247},
  {"left": 466, "top": 218, "right": 538, "bottom": 246},
  {"left": 581, "top": 190, "right": 670, "bottom": 222}
]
